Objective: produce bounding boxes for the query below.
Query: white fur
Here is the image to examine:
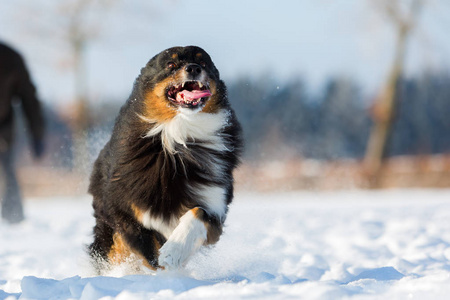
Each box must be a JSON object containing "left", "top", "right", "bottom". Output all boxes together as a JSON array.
[
  {"left": 193, "top": 185, "right": 227, "bottom": 221},
  {"left": 140, "top": 211, "right": 177, "bottom": 239},
  {"left": 158, "top": 210, "right": 207, "bottom": 269},
  {"left": 142, "top": 109, "right": 230, "bottom": 154}
]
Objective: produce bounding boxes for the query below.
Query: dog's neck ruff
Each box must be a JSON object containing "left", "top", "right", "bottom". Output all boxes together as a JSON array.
[{"left": 141, "top": 108, "right": 231, "bottom": 154}]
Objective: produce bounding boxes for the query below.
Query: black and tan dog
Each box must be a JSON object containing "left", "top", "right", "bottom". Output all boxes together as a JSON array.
[{"left": 88, "top": 46, "right": 242, "bottom": 272}]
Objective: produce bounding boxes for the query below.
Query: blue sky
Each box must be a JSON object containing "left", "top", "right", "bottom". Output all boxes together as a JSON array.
[{"left": 1, "top": 0, "right": 449, "bottom": 105}]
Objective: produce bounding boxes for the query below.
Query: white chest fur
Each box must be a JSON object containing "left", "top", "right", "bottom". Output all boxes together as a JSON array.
[{"left": 142, "top": 108, "right": 231, "bottom": 154}]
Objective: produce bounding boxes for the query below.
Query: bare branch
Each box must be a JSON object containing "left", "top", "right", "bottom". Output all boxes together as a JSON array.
[{"left": 371, "top": 0, "right": 425, "bottom": 30}]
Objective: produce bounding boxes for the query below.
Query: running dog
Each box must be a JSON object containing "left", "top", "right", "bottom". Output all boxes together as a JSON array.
[{"left": 88, "top": 46, "right": 242, "bottom": 272}]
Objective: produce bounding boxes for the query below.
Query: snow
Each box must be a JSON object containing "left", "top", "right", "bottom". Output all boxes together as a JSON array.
[{"left": 1, "top": 189, "right": 450, "bottom": 299}]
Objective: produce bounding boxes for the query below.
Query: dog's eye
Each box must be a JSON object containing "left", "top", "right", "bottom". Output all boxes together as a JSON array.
[{"left": 167, "top": 62, "right": 177, "bottom": 69}]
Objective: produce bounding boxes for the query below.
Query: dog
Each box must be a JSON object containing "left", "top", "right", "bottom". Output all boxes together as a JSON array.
[{"left": 88, "top": 46, "right": 242, "bottom": 272}]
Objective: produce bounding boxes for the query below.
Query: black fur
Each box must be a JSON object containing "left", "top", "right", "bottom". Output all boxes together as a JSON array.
[{"left": 88, "top": 46, "right": 242, "bottom": 271}]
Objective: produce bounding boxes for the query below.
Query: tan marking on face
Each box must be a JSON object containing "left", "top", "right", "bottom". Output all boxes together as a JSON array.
[
  {"left": 143, "top": 73, "right": 184, "bottom": 122},
  {"left": 202, "top": 80, "right": 221, "bottom": 114},
  {"left": 171, "top": 53, "right": 178, "bottom": 60},
  {"left": 196, "top": 53, "right": 202, "bottom": 58},
  {"left": 142, "top": 69, "right": 220, "bottom": 121}
]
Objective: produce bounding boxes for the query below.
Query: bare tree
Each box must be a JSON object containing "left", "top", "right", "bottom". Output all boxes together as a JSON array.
[
  {"left": 364, "top": 0, "right": 424, "bottom": 187},
  {"left": 12, "top": 0, "right": 116, "bottom": 176},
  {"left": 59, "top": 0, "right": 115, "bottom": 175}
]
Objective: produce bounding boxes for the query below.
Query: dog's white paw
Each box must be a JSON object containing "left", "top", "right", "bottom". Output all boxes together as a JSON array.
[
  {"left": 158, "top": 241, "right": 186, "bottom": 269},
  {"left": 158, "top": 210, "right": 207, "bottom": 270}
]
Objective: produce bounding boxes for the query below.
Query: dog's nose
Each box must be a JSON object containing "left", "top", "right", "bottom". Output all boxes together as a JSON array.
[{"left": 185, "top": 64, "right": 202, "bottom": 76}]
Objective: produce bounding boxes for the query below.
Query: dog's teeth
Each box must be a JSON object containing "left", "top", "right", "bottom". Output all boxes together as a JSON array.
[
  {"left": 198, "top": 82, "right": 203, "bottom": 88},
  {"left": 182, "top": 82, "right": 185, "bottom": 88}
]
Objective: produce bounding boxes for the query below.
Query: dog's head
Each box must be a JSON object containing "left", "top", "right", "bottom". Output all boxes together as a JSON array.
[{"left": 138, "top": 46, "right": 225, "bottom": 122}]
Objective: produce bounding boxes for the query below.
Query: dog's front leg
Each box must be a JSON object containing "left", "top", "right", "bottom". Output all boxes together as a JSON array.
[{"left": 158, "top": 207, "right": 223, "bottom": 269}]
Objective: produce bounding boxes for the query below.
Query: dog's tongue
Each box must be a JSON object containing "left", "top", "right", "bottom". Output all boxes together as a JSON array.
[{"left": 177, "top": 89, "right": 212, "bottom": 102}]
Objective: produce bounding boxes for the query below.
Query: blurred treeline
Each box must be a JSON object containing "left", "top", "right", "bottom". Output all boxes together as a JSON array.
[
  {"left": 12, "top": 71, "right": 450, "bottom": 194},
  {"left": 231, "top": 72, "right": 450, "bottom": 161},
  {"left": 14, "top": 71, "right": 449, "bottom": 165}
]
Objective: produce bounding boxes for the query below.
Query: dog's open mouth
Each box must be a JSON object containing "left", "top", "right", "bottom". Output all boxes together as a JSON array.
[{"left": 167, "top": 81, "right": 212, "bottom": 108}]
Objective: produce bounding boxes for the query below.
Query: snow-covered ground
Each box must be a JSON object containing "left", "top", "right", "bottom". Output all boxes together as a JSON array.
[{"left": 1, "top": 189, "right": 450, "bottom": 299}]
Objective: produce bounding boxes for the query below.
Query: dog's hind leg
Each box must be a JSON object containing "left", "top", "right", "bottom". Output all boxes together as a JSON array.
[
  {"left": 118, "top": 224, "right": 166, "bottom": 270},
  {"left": 88, "top": 219, "right": 115, "bottom": 273},
  {"left": 89, "top": 216, "right": 165, "bottom": 272}
]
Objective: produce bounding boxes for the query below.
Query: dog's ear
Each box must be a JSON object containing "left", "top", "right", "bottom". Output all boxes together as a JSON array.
[
  {"left": 139, "top": 54, "right": 171, "bottom": 90},
  {"left": 141, "top": 57, "right": 158, "bottom": 79}
]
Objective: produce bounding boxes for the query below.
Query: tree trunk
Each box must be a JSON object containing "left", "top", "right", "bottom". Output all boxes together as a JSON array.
[
  {"left": 363, "top": 24, "right": 409, "bottom": 188},
  {"left": 71, "top": 38, "right": 90, "bottom": 181}
]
